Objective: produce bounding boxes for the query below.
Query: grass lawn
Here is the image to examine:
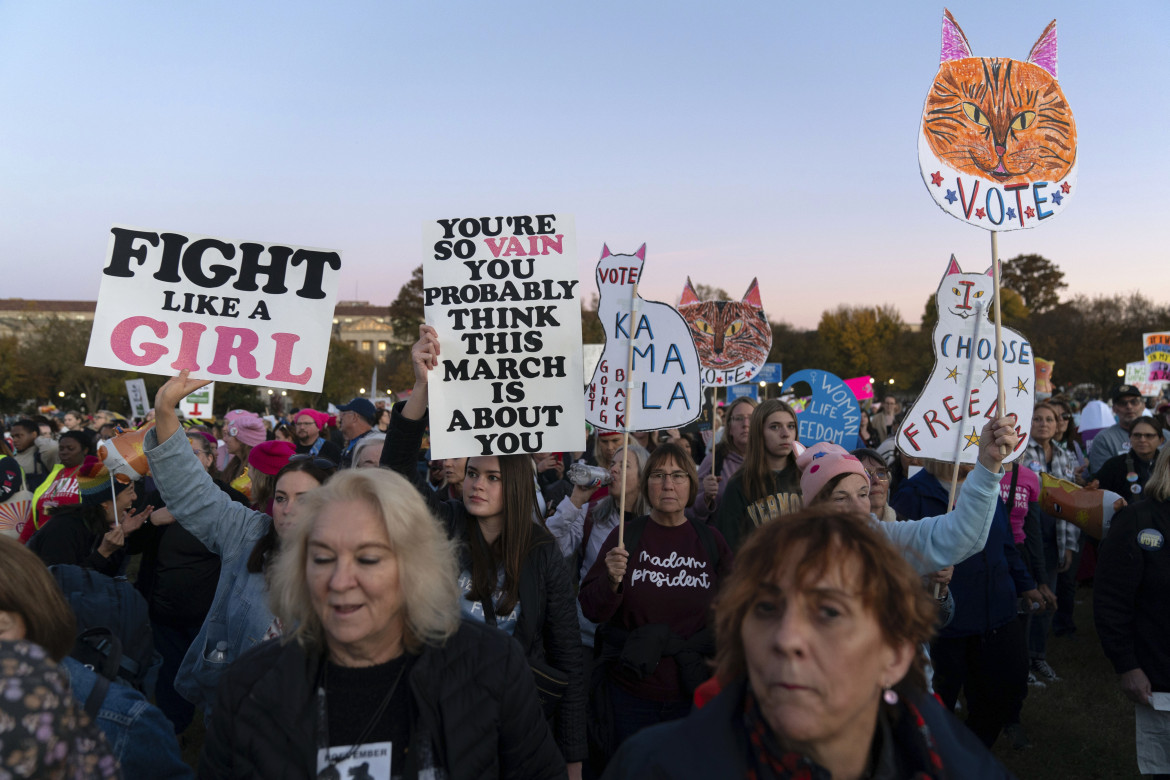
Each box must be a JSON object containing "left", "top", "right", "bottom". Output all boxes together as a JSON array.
[
  {"left": 177, "top": 583, "right": 1145, "bottom": 776},
  {"left": 991, "top": 583, "right": 1142, "bottom": 779}
]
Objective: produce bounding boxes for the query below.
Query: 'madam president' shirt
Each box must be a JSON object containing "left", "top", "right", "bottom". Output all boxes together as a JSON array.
[{"left": 579, "top": 518, "right": 732, "bottom": 701}]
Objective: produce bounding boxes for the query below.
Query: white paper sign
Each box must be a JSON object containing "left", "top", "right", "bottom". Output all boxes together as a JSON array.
[
  {"left": 584, "top": 245, "right": 702, "bottom": 433},
  {"left": 179, "top": 383, "right": 215, "bottom": 419},
  {"left": 897, "top": 258, "right": 1032, "bottom": 464},
  {"left": 85, "top": 225, "right": 341, "bottom": 392},
  {"left": 124, "top": 379, "right": 149, "bottom": 419},
  {"left": 422, "top": 213, "right": 585, "bottom": 459}
]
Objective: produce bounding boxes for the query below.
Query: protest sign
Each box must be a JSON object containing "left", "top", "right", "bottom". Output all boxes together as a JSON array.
[
  {"left": 125, "top": 379, "right": 149, "bottom": 419},
  {"left": 727, "top": 384, "right": 758, "bottom": 402},
  {"left": 1126, "top": 361, "right": 1167, "bottom": 398},
  {"left": 179, "top": 383, "right": 215, "bottom": 419},
  {"left": 919, "top": 12, "right": 1077, "bottom": 231},
  {"left": 782, "top": 368, "right": 861, "bottom": 447},
  {"left": 422, "top": 213, "right": 585, "bottom": 458},
  {"left": 585, "top": 245, "right": 702, "bottom": 433},
  {"left": 677, "top": 278, "right": 771, "bottom": 387},
  {"left": 85, "top": 226, "right": 341, "bottom": 392},
  {"left": 1144, "top": 332, "right": 1170, "bottom": 382},
  {"left": 756, "top": 363, "right": 783, "bottom": 383},
  {"left": 844, "top": 376, "right": 874, "bottom": 402},
  {"left": 897, "top": 258, "right": 1032, "bottom": 463}
]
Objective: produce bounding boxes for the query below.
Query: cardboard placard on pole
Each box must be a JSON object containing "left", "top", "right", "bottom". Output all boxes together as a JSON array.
[{"left": 422, "top": 213, "right": 585, "bottom": 459}]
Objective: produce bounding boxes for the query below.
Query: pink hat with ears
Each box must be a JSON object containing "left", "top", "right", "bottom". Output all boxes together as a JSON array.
[
  {"left": 797, "top": 442, "right": 868, "bottom": 501},
  {"left": 295, "top": 409, "right": 334, "bottom": 431}
]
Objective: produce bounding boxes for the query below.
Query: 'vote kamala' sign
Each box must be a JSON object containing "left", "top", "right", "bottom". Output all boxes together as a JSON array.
[
  {"left": 423, "top": 213, "right": 586, "bottom": 459},
  {"left": 85, "top": 226, "right": 341, "bottom": 392}
]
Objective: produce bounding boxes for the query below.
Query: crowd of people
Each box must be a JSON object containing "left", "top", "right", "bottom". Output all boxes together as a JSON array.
[{"left": 3, "top": 335, "right": 1170, "bottom": 778}]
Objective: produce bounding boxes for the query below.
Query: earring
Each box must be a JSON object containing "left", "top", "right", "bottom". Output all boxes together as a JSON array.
[{"left": 882, "top": 686, "right": 899, "bottom": 706}]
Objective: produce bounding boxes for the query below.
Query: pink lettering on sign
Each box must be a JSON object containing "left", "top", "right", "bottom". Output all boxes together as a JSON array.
[{"left": 110, "top": 316, "right": 169, "bottom": 365}]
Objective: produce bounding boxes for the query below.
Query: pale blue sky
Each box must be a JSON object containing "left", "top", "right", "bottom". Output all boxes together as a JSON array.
[{"left": 1, "top": 1, "right": 1167, "bottom": 331}]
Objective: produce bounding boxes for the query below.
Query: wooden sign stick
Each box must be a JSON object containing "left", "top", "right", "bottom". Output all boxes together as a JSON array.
[
  {"left": 617, "top": 281, "right": 639, "bottom": 550},
  {"left": 990, "top": 231, "right": 1009, "bottom": 457},
  {"left": 947, "top": 300, "right": 985, "bottom": 511}
]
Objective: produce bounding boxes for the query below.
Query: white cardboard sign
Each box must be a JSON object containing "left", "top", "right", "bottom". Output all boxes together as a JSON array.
[
  {"left": 422, "top": 213, "right": 585, "bottom": 459},
  {"left": 85, "top": 225, "right": 341, "bottom": 392},
  {"left": 124, "top": 379, "right": 149, "bottom": 419},
  {"left": 584, "top": 245, "right": 702, "bottom": 433},
  {"left": 179, "top": 383, "right": 215, "bottom": 419}
]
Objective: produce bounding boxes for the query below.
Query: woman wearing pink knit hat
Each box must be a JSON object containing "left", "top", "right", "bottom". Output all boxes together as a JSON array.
[
  {"left": 220, "top": 410, "right": 267, "bottom": 492},
  {"left": 796, "top": 415, "right": 1021, "bottom": 577}
]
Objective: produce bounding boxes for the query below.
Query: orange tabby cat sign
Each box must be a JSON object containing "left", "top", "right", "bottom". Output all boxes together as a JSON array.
[{"left": 919, "top": 10, "right": 1077, "bottom": 231}]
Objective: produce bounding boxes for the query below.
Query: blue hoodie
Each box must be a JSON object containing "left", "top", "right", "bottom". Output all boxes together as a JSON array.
[{"left": 891, "top": 469, "right": 1034, "bottom": 637}]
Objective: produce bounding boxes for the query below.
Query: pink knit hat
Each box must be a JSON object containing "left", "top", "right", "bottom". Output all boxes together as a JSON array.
[
  {"left": 225, "top": 411, "right": 267, "bottom": 448},
  {"left": 247, "top": 440, "right": 296, "bottom": 476},
  {"left": 295, "top": 409, "right": 334, "bottom": 431},
  {"left": 797, "top": 442, "right": 868, "bottom": 501}
]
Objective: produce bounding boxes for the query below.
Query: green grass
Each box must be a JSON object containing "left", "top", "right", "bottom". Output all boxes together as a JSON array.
[
  {"left": 991, "top": 584, "right": 1141, "bottom": 779},
  {"left": 176, "top": 584, "right": 1141, "bottom": 776}
]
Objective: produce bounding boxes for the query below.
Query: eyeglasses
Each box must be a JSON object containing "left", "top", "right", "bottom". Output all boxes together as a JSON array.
[
  {"left": 1131, "top": 432, "right": 1160, "bottom": 440},
  {"left": 288, "top": 454, "right": 337, "bottom": 470},
  {"left": 649, "top": 471, "right": 689, "bottom": 484},
  {"left": 865, "top": 467, "right": 890, "bottom": 483}
]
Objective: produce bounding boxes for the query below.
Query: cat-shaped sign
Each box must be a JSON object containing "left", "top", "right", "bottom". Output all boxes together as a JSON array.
[
  {"left": 678, "top": 278, "right": 772, "bottom": 387},
  {"left": 897, "top": 257, "right": 1033, "bottom": 463},
  {"left": 919, "top": 10, "right": 1077, "bottom": 230},
  {"left": 585, "top": 245, "right": 702, "bottom": 432}
]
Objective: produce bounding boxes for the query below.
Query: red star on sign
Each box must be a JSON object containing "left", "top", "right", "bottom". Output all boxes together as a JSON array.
[
  {"left": 1025, "top": 206, "right": 1036, "bottom": 218},
  {"left": 715, "top": 377, "right": 723, "bottom": 384},
  {"left": 930, "top": 171, "right": 944, "bottom": 186},
  {"left": 975, "top": 208, "right": 986, "bottom": 219},
  {"left": 1061, "top": 181, "right": 1071, "bottom": 194}
]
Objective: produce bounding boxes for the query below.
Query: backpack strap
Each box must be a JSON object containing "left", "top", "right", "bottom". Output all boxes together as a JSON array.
[{"left": 78, "top": 627, "right": 123, "bottom": 720}]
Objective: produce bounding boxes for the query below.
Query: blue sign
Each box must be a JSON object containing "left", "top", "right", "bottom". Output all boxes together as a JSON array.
[
  {"left": 727, "top": 383, "right": 759, "bottom": 401},
  {"left": 756, "top": 362, "right": 784, "bottom": 383},
  {"left": 782, "top": 368, "right": 861, "bottom": 447}
]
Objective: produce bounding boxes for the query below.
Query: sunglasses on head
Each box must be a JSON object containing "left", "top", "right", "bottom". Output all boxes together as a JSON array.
[{"left": 288, "top": 454, "right": 337, "bottom": 471}]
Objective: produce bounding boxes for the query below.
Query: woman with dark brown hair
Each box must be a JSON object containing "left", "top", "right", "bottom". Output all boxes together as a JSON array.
[
  {"left": 381, "top": 325, "right": 585, "bottom": 777},
  {"left": 604, "top": 509, "right": 1012, "bottom": 779}
]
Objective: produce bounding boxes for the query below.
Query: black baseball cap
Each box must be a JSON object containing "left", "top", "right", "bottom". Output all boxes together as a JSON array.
[
  {"left": 338, "top": 398, "right": 377, "bottom": 425},
  {"left": 1112, "top": 384, "right": 1142, "bottom": 401}
]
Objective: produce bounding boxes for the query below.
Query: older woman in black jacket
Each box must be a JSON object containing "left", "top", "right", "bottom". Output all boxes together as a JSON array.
[
  {"left": 380, "top": 325, "right": 585, "bottom": 776},
  {"left": 203, "top": 468, "right": 564, "bottom": 779}
]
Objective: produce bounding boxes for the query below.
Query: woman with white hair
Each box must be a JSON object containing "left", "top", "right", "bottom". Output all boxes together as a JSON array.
[{"left": 202, "top": 468, "right": 565, "bottom": 779}]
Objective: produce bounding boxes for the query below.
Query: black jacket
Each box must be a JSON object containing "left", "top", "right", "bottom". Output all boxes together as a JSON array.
[
  {"left": 27, "top": 507, "right": 123, "bottom": 577},
  {"left": 603, "top": 679, "right": 1015, "bottom": 779},
  {"left": 201, "top": 621, "right": 566, "bottom": 780},
  {"left": 382, "top": 406, "right": 587, "bottom": 762},
  {"left": 1094, "top": 498, "right": 1170, "bottom": 690}
]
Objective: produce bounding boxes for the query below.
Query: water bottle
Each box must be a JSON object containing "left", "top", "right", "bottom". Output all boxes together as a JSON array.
[
  {"left": 568, "top": 463, "right": 612, "bottom": 488},
  {"left": 207, "top": 640, "right": 229, "bottom": 664}
]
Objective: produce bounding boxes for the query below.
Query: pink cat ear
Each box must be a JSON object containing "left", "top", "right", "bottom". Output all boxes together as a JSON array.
[
  {"left": 984, "top": 265, "right": 995, "bottom": 277},
  {"left": 680, "top": 277, "right": 700, "bottom": 306},
  {"left": 600, "top": 244, "right": 611, "bottom": 259},
  {"left": 742, "top": 278, "right": 762, "bottom": 307},
  {"left": 1027, "top": 19, "right": 1058, "bottom": 78},
  {"left": 944, "top": 255, "right": 962, "bottom": 277},
  {"left": 635, "top": 244, "right": 647, "bottom": 260},
  {"left": 940, "top": 9, "right": 973, "bottom": 63}
]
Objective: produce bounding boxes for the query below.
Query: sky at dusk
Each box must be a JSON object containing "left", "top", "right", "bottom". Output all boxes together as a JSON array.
[{"left": 1, "top": 1, "right": 1167, "bottom": 329}]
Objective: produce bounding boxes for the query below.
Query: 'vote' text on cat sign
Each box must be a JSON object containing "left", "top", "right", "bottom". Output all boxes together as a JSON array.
[{"left": 422, "top": 214, "right": 586, "bottom": 459}]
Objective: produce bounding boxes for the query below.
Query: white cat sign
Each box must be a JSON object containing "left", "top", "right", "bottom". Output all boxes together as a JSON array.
[
  {"left": 897, "top": 258, "right": 1033, "bottom": 463},
  {"left": 585, "top": 245, "right": 702, "bottom": 432},
  {"left": 422, "top": 213, "right": 586, "bottom": 459}
]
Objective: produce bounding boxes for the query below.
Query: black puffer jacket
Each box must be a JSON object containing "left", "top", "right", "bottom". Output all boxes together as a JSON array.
[
  {"left": 382, "top": 406, "right": 587, "bottom": 763},
  {"left": 201, "top": 621, "right": 565, "bottom": 780}
]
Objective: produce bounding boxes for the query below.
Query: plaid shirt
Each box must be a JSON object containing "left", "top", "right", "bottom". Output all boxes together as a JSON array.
[{"left": 1024, "top": 440, "right": 1080, "bottom": 557}]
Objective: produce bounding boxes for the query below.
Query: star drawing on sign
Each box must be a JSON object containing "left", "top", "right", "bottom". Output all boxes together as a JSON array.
[
  {"left": 1051, "top": 190, "right": 1064, "bottom": 206},
  {"left": 931, "top": 171, "right": 944, "bottom": 186},
  {"left": 1061, "top": 181, "right": 1071, "bottom": 194},
  {"left": 945, "top": 366, "right": 960, "bottom": 383},
  {"left": 963, "top": 428, "right": 981, "bottom": 450},
  {"left": 715, "top": 377, "right": 723, "bottom": 384},
  {"left": 1006, "top": 207, "right": 1016, "bottom": 220},
  {"left": 1015, "top": 377, "right": 1029, "bottom": 396},
  {"left": 1025, "top": 206, "right": 1036, "bottom": 218},
  {"left": 982, "top": 365, "right": 997, "bottom": 383},
  {"left": 975, "top": 208, "right": 986, "bottom": 219},
  {"left": 945, "top": 190, "right": 957, "bottom": 204}
]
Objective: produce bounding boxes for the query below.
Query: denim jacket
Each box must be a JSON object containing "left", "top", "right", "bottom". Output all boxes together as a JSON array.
[
  {"left": 62, "top": 657, "right": 193, "bottom": 779},
  {"left": 144, "top": 428, "right": 276, "bottom": 712}
]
